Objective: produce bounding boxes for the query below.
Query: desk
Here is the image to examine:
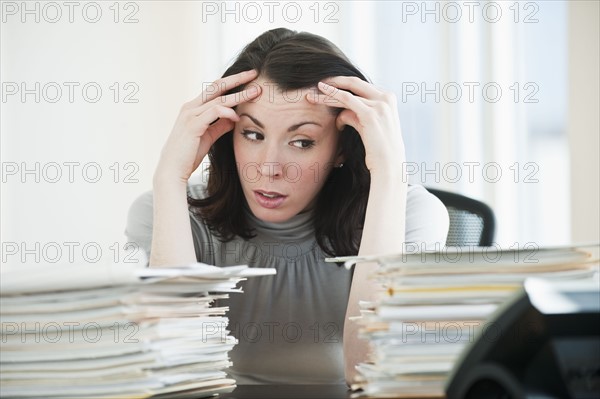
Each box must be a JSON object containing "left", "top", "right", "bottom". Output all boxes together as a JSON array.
[
  {"left": 218, "top": 385, "right": 445, "bottom": 399},
  {"left": 218, "top": 385, "right": 352, "bottom": 399}
]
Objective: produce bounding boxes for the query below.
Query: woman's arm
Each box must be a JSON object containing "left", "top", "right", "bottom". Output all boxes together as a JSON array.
[
  {"left": 309, "top": 77, "right": 407, "bottom": 385},
  {"left": 149, "top": 177, "right": 197, "bottom": 267},
  {"left": 343, "top": 172, "right": 407, "bottom": 384},
  {"left": 149, "top": 70, "right": 260, "bottom": 267}
]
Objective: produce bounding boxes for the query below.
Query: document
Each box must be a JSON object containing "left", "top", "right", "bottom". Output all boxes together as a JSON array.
[
  {"left": 0, "top": 262, "right": 276, "bottom": 398},
  {"left": 328, "top": 244, "right": 599, "bottom": 397}
]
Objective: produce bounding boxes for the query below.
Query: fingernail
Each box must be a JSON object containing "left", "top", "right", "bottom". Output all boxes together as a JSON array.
[{"left": 247, "top": 86, "right": 259, "bottom": 94}]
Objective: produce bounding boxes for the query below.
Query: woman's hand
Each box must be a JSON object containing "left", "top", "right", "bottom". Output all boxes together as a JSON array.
[
  {"left": 154, "top": 69, "right": 261, "bottom": 186},
  {"left": 308, "top": 77, "right": 409, "bottom": 384},
  {"left": 306, "top": 76, "right": 405, "bottom": 177}
]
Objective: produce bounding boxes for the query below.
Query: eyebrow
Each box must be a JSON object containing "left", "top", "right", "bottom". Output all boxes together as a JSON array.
[{"left": 239, "top": 113, "right": 322, "bottom": 131}]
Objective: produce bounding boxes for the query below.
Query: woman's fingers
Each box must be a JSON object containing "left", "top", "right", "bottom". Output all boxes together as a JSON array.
[
  {"left": 335, "top": 109, "right": 360, "bottom": 132},
  {"left": 202, "top": 118, "right": 236, "bottom": 153},
  {"left": 307, "top": 82, "right": 372, "bottom": 115},
  {"left": 184, "top": 80, "right": 261, "bottom": 123},
  {"left": 205, "top": 118, "right": 235, "bottom": 139},
  {"left": 306, "top": 92, "right": 361, "bottom": 132},
  {"left": 188, "top": 69, "right": 259, "bottom": 108},
  {"left": 306, "top": 82, "right": 373, "bottom": 132},
  {"left": 321, "top": 75, "right": 384, "bottom": 100},
  {"left": 305, "top": 90, "right": 344, "bottom": 107},
  {"left": 158, "top": 72, "right": 258, "bottom": 183},
  {"left": 185, "top": 105, "right": 240, "bottom": 160},
  {"left": 202, "top": 85, "right": 261, "bottom": 111},
  {"left": 190, "top": 104, "right": 241, "bottom": 132},
  {"left": 318, "top": 81, "right": 370, "bottom": 113},
  {"left": 307, "top": 76, "right": 404, "bottom": 174}
]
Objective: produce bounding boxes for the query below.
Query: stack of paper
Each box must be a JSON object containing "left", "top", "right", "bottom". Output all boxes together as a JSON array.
[
  {"left": 328, "top": 245, "right": 599, "bottom": 398},
  {"left": 0, "top": 262, "right": 275, "bottom": 398}
]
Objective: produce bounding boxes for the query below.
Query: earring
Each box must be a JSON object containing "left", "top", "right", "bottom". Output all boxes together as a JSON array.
[{"left": 336, "top": 163, "right": 344, "bottom": 168}]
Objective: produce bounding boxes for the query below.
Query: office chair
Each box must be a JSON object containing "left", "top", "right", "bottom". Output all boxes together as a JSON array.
[{"left": 425, "top": 188, "right": 496, "bottom": 246}]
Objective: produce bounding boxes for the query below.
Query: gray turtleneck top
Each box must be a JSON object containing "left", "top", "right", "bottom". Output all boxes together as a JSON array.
[{"left": 125, "top": 183, "right": 449, "bottom": 384}]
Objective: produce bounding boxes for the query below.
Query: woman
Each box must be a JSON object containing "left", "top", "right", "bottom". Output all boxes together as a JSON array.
[{"left": 126, "top": 28, "right": 449, "bottom": 385}]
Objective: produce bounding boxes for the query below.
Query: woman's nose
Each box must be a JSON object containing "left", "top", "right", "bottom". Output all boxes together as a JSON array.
[
  {"left": 258, "top": 145, "right": 283, "bottom": 179},
  {"left": 259, "top": 161, "right": 283, "bottom": 179}
]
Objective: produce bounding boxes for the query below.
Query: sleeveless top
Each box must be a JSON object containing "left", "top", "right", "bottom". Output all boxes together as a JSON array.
[{"left": 124, "top": 183, "right": 449, "bottom": 384}]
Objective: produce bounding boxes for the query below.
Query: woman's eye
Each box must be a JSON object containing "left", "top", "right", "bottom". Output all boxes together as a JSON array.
[
  {"left": 241, "top": 130, "right": 263, "bottom": 141},
  {"left": 290, "top": 140, "right": 315, "bottom": 149}
]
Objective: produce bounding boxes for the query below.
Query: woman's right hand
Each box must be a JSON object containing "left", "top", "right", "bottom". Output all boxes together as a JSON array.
[{"left": 154, "top": 69, "right": 261, "bottom": 186}]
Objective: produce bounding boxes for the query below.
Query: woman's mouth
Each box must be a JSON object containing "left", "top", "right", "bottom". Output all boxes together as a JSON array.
[{"left": 254, "top": 190, "right": 287, "bottom": 209}]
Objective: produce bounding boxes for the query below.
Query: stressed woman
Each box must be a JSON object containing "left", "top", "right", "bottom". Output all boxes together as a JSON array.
[{"left": 125, "top": 28, "right": 449, "bottom": 385}]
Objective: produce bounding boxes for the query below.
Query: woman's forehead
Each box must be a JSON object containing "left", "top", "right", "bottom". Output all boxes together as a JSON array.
[
  {"left": 246, "top": 78, "right": 314, "bottom": 102},
  {"left": 237, "top": 81, "right": 332, "bottom": 121}
]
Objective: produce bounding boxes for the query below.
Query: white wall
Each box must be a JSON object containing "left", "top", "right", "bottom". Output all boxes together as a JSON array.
[
  {"left": 568, "top": 1, "right": 600, "bottom": 244},
  {"left": 1, "top": 1, "right": 597, "bottom": 267},
  {"left": 0, "top": 1, "right": 345, "bottom": 266},
  {"left": 1, "top": 2, "right": 209, "bottom": 264}
]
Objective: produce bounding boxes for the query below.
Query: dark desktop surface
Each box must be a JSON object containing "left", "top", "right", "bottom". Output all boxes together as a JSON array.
[
  {"left": 218, "top": 384, "right": 354, "bottom": 399},
  {"left": 217, "top": 384, "right": 444, "bottom": 399}
]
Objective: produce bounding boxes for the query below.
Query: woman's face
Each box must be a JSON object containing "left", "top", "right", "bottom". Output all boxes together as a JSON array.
[{"left": 233, "top": 77, "right": 343, "bottom": 223}]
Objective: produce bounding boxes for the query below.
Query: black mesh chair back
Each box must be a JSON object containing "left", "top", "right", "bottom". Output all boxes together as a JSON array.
[{"left": 425, "top": 188, "right": 496, "bottom": 247}]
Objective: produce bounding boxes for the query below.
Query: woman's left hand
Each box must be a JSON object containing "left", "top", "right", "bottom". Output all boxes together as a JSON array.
[{"left": 306, "top": 76, "right": 406, "bottom": 176}]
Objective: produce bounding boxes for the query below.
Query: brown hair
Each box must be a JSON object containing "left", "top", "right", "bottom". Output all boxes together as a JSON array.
[{"left": 188, "top": 28, "right": 370, "bottom": 257}]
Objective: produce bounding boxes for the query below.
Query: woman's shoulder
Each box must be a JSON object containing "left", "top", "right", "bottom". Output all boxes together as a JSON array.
[
  {"left": 406, "top": 184, "right": 444, "bottom": 208},
  {"left": 124, "top": 178, "right": 216, "bottom": 265},
  {"left": 405, "top": 184, "right": 450, "bottom": 248},
  {"left": 124, "top": 189, "right": 155, "bottom": 263},
  {"left": 126, "top": 189, "right": 154, "bottom": 234},
  {"left": 125, "top": 176, "right": 211, "bottom": 233}
]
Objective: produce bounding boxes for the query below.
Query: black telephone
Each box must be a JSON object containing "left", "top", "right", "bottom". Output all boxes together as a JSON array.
[{"left": 445, "top": 278, "right": 600, "bottom": 399}]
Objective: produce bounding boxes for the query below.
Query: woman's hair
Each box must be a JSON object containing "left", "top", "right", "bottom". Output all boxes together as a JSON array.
[{"left": 188, "top": 28, "right": 371, "bottom": 257}]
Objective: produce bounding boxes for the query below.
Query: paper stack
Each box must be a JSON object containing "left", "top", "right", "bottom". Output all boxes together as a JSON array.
[
  {"left": 0, "top": 262, "right": 275, "bottom": 398},
  {"left": 328, "top": 245, "right": 599, "bottom": 398}
]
